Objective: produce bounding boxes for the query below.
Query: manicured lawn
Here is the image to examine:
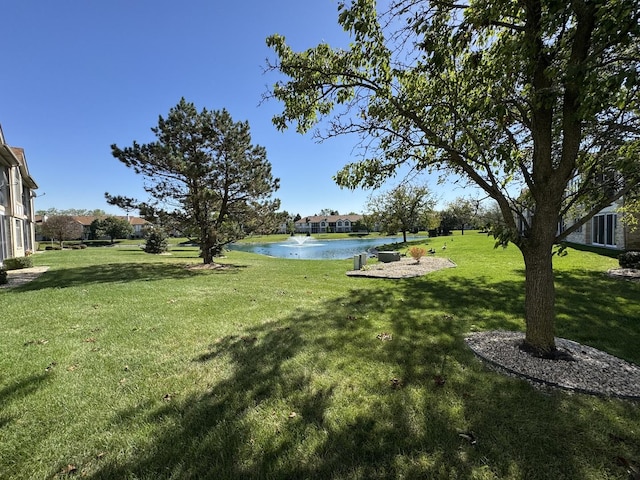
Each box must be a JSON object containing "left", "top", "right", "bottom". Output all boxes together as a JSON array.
[{"left": 1, "top": 233, "right": 639, "bottom": 479}]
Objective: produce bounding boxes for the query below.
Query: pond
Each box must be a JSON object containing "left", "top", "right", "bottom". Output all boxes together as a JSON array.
[{"left": 229, "top": 235, "right": 426, "bottom": 260}]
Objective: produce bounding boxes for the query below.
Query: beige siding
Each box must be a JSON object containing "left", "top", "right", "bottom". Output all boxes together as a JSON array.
[{"left": 626, "top": 225, "right": 640, "bottom": 250}]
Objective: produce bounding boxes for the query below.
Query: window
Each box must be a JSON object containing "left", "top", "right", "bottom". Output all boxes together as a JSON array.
[
  {"left": 15, "top": 219, "right": 23, "bottom": 249},
  {"left": 13, "top": 169, "right": 22, "bottom": 198},
  {"left": 0, "top": 214, "right": 8, "bottom": 262},
  {"left": 592, "top": 213, "right": 617, "bottom": 247},
  {"left": 22, "top": 188, "right": 32, "bottom": 217},
  {"left": 0, "top": 169, "right": 8, "bottom": 207}
]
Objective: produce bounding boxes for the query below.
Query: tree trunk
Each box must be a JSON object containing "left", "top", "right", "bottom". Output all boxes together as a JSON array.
[
  {"left": 201, "top": 228, "right": 215, "bottom": 264},
  {"left": 202, "top": 247, "right": 214, "bottom": 264},
  {"left": 521, "top": 243, "right": 557, "bottom": 356}
]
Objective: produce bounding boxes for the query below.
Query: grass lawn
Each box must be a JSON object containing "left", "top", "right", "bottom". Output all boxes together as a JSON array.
[{"left": 1, "top": 232, "right": 639, "bottom": 479}]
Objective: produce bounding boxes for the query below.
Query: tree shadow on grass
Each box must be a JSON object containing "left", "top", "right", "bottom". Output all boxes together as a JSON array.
[
  {"left": 553, "top": 269, "right": 640, "bottom": 363},
  {"left": 84, "top": 271, "right": 640, "bottom": 479},
  {"left": 13, "top": 262, "right": 247, "bottom": 292},
  {"left": 0, "top": 373, "right": 51, "bottom": 429}
]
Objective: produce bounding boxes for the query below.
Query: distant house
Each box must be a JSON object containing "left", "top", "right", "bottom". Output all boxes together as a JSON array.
[
  {"left": 0, "top": 125, "right": 38, "bottom": 264},
  {"left": 294, "top": 214, "right": 364, "bottom": 234},
  {"left": 35, "top": 215, "right": 150, "bottom": 241},
  {"left": 72, "top": 215, "right": 150, "bottom": 240}
]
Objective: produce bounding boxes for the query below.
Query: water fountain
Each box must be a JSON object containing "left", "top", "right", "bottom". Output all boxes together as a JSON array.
[
  {"left": 288, "top": 235, "right": 316, "bottom": 246},
  {"left": 230, "top": 234, "right": 426, "bottom": 259}
]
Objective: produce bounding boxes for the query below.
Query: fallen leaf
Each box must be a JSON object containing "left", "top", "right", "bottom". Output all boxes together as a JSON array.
[
  {"left": 163, "top": 393, "right": 173, "bottom": 401},
  {"left": 45, "top": 362, "right": 57, "bottom": 372},
  {"left": 288, "top": 411, "right": 297, "bottom": 418},
  {"left": 59, "top": 464, "right": 77, "bottom": 475},
  {"left": 376, "top": 332, "right": 393, "bottom": 341},
  {"left": 84, "top": 337, "right": 96, "bottom": 343},
  {"left": 390, "top": 378, "right": 403, "bottom": 389},
  {"left": 458, "top": 432, "right": 477, "bottom": 445}
]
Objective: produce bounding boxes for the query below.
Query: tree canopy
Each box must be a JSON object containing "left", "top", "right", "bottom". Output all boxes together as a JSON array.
[
  {"left": 40, "top": 215, "right": 84, "bottom": 246},
  {"left": 108, "top": 98, "right": 281, "bottom": 263},
  {"left": 365, "top": 182, "right": 436, "bottom": 241},
  {"left": 90, "top": 216, "right": 134, "bottom": 243},
  {"left": 37, "top": 208, "right": 107, "bottom": 216},
  {"left": 439, "top": 197, "right": 481, "bottom": 234},
  {"left": 267, "top": 0, "right": 640, "bottom": 355}
]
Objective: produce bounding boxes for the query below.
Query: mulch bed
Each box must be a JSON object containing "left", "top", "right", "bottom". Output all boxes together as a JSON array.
[{"left": 346, "top": 256, "right": 456, "bottom": 279}]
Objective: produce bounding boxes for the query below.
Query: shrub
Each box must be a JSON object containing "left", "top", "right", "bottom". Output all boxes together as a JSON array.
[
  {"left": 3, "top": 256, "right": 34, "bottom": 270},
  {"left": 0, "top": 266, "right": 7, "bottom": 285},
  {"left": 408, "top": 246, "right": 426, "bottom": 263},
  {"left": 45, "top": 245, "right": 63, "bottom": 251},
  {"left": 144, "top": 226, "right": 169, "bottom": 254},
  {"left": 619, "top": 251, "right": 640, "bottom": 269}
]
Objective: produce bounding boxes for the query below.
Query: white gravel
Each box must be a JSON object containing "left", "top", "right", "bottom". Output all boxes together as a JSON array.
[{"left": 465, "top": 330, "right": 640, "bottom": 399}]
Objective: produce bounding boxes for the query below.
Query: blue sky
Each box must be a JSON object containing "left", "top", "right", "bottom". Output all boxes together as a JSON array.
[{"left": 1, "top": 0, "right": 467, "bottom": 217}]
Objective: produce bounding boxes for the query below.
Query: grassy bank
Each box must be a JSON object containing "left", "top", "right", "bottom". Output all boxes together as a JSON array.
[{"left": 1, "top": 233, "right": 638, "bottom": 479}]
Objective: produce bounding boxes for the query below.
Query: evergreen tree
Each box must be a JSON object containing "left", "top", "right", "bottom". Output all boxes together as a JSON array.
[
  {"left": 143, "top": 226, "right": 169, "bottom": 254},
  {"left": 108, "top": 99, "right": 280, "bottom": 263}
]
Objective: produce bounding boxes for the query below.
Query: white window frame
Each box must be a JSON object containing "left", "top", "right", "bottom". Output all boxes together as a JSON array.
[{"left": 592, "top": 213, "right": 617, "bottom": 247}]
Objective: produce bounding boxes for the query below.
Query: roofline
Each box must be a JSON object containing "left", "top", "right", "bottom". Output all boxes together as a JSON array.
[
  {"left": 0, "top": 144, "right": 19, "bottom": 167},
  {"left": 0, "top": 145, "right": 38, "bottom": 188}
]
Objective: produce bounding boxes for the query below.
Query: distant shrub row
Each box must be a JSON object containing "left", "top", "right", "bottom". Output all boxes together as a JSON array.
[{"left": 44, "top": 244, "right": 87, "bottom": 251}]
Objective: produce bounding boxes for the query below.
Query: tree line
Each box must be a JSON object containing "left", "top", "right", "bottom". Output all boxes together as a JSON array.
[{"left": 38, "top": 215, "right": 135, "bottom": 247}]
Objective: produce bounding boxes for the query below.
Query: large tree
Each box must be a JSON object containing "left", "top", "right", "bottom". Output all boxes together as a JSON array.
[
  {"left": 40, "top": 215, "right": 84, "bottom": 247},
  {"left": 440, "top": 197, "right": 480, "bottom": 235},
  {"left": 90, "top": 216, "right": 134, "bottom": 244},
  {"left": 365, "top": 182, "right": 436, "bottom": 241},
  {"left": 108, "top": 99, "right": 281, "bottom": 264},
  {"left": 267, "top": 0, "right": 640, "bottom": 356}
]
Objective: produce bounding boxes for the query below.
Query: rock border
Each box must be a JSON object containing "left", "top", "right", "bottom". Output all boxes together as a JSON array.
[
  {"left": 607, "top": 267, "right": 640, "bottom": 281},
  {"left": 465, "top": 330, "right": 640, "bottom": 400}
]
